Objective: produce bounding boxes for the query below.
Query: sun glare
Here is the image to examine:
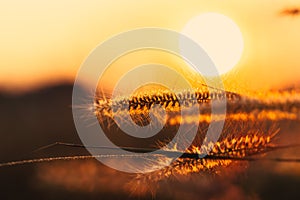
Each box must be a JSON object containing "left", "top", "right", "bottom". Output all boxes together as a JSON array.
[{"left": 181, "top": 12, "right": 244, "bottom": 76}]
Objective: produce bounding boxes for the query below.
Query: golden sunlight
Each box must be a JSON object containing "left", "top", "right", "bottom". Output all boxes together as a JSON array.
[{"left": 181, "top": 12, "right": 244, "bottom": 76}]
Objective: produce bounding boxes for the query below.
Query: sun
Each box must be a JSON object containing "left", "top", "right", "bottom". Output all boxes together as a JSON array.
[{"left": 180, "top": 12, "right": 244, "bottom": 77}]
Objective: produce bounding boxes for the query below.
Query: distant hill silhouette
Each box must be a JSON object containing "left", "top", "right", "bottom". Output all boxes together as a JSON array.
[
  {"left": 0, "top": 83, "right": 98, "bottom": 199},
  {"left": 0, "top": 84, "right": 84, "bottom": 160}
]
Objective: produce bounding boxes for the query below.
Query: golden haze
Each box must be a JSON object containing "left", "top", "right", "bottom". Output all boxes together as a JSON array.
[{"left": 1, "top": 0, "right": 300, "bottom": 92}]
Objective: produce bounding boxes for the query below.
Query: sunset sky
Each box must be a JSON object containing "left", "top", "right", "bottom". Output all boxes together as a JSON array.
[{"left": 1, "top": 0, "right": 300, "bottom": 93}]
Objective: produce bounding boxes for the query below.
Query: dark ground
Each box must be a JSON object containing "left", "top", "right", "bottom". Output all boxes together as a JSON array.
[{"left": 0, "top": 84, "right": 300, "bottom": 200}]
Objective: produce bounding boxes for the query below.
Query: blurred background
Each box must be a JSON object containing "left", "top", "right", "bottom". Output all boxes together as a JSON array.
[{"left": 1, "top": 1, "right": 300, "bottom": 199}]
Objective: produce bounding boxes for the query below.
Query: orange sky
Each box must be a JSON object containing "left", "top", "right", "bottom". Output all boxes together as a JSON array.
[{"left": 1, "top": 0, "right": 300, "bottom": 93}]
